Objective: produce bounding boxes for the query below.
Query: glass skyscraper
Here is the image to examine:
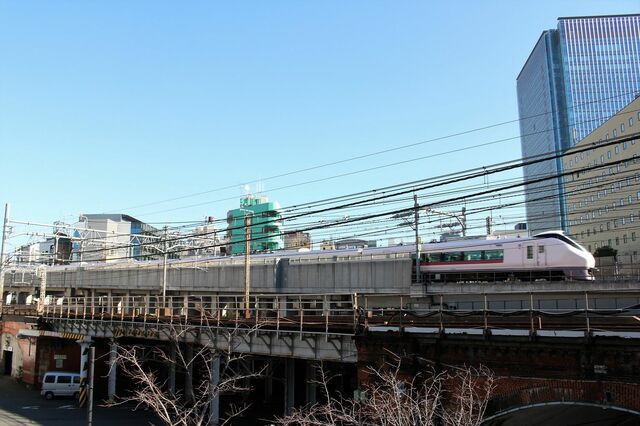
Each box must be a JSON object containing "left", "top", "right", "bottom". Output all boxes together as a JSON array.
[{"left": 517, "top": 14, "right": 640, "bottom": 234}]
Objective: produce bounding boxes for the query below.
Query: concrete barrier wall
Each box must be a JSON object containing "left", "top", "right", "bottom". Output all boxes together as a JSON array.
[{"left": 3, "top": 257, "right": 413, "bottom": 295}]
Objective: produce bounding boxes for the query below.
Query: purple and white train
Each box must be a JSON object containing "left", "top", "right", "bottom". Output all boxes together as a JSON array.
[{"left": 249, "top": 230, "right": 596, "bottom": 282}]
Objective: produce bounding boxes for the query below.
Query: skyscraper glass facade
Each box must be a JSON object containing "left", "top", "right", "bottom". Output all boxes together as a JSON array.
[
  {"left": 559, "top": 16, "right": 640, "bottom": 144},
  {"left": 517, "top": 14, "right": 640, "bottom": 234}
]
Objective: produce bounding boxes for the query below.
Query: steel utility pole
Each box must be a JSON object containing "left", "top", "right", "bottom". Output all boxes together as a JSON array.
[
  {"left": 87, "top": 346, "right": 95, "bottom": 426},
  {"left": 413, "top": 194, "right": 421, "bottom": 284},
  {"left": 244, "top": 213, "right": 252, "bottom": 319},
  {"left": 0, "top": 203, "right": 10, "bottom": 309},
  {"left": 162, "top": 226, "right": 168, "bottom": 308}
]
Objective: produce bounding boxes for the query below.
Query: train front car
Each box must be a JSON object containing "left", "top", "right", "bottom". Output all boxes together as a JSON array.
[
  {"left": 419, "top": 231, "right": 596, "bottom": 282},
  {"left": 531, "top": 231, "right": 595, "bottom": 281}
]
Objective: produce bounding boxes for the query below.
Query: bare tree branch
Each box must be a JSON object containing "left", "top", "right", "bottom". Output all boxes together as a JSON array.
[
  {"left": 105, "top": 319, "right": 264, "bottom": 426},
  {"left": 275, "top": 354, "right": 494, "bottom": 426}
]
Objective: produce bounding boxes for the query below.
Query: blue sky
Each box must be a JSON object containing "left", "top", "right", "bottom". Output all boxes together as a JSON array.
[{"left": 1, "top": 1, "right": 638, "bottom": 230}]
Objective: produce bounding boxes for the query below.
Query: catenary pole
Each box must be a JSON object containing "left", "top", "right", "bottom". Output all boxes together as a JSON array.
[
  {"left": 162, "top": 226, "right": 168, "bottom": 307},
  {"left": 244, "top": 214, "right": 252, "bottom": 319}
]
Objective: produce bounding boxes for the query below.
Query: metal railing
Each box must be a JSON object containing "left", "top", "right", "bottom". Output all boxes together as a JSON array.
[
  {"left": 30, "top": 291, "right": 640, "bottom": 337},
  {"left": 40, "top": 293, "right": 360, "bottom": 335}
]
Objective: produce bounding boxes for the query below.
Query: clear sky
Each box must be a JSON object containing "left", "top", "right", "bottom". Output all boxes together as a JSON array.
[{"left": 1, "top": 1, "right": 638, "bottom": 230}]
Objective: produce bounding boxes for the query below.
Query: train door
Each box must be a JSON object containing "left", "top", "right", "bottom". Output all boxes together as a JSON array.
[
  {"left": 524, "top": 244, "right": 536, "bottom": 268},
  {"left": 524, "top": 243, "right": 547, "bottom": 266},
  {"left": 536, "top": 243, "right": 547, "bottom": 267}
]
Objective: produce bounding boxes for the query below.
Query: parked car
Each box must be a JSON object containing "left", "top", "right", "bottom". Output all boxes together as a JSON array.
[{"left": 41, "top": 372, "right": 81, "bottom": 400}]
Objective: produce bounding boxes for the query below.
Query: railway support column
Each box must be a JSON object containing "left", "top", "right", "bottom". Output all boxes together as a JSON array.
[
  {"left": 305, "top": 361, "right": 316, "bottom": 406},
  {"left": 185, "top": 344, "right": 194, "bottom": 402},
  {"left": 209, "top": 352, "right": 220, "bottom": 426},
  {"left": 285, "top": 359, "right": 295, "bottom": 415},
  {"left": 264, "top": 361, "right": 273, "bottom": 402},
  {"left": 168, "top": 343, "right": 176, "bottom": 394},
  {"left": 107, "top": 339, "right": 117, "bottom": 402}
]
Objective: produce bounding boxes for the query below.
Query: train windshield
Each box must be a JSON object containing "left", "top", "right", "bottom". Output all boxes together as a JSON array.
[{"left": 534, "top": 233, "right": 586, "bottom": 252}]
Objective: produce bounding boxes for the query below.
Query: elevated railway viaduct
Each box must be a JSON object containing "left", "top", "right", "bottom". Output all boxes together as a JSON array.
[{"left": 1, "top": 254, "right": 640, "bottom": 424}]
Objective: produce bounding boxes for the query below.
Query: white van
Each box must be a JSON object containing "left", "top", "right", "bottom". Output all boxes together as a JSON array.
[{"left": 41, "top": 372, "right": 81, "bottom": 400}]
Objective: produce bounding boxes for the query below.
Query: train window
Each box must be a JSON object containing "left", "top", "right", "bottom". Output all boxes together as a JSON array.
[
  {"left": 443, "top": 252, "right": 464, "bottom": 262},
  {"left": 538, "top": 246, "right": 545, "bottom": 254},
  {"left": 464, "top": 251, "right": 483, "bottom": 261},
  {"left": 484, "top": 250, "right": 503, "bottom": 260},
  {"left": 526, "top": 246, "right": 533, "bottom": 259},
  {"left": 425, "top": 253, "right": 443, "bottom": 262}
]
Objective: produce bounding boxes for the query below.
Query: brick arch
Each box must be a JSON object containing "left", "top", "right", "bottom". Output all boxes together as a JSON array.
[
  {"left": 487, "top": 377, "right": 640, "bottom": 415},
  {"left": 484, "top": 401, "right": 640, "bottom": 422}
]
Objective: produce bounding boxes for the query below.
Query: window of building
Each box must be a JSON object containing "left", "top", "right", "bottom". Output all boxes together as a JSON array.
[
  {"left": 526, "top": 246, "right": 533, "bottom": 260},
  {"left": 615, "top": 145, "right": 620, "bottom": 154},
  {"left": 630, "top": 117, "right": 634, "bottom": 127},
  {"left": 632, "top": 214, "right": 636, "bottom": 223},
  {"left": 624, "top": 234, "right": 628, "bottom": 244},
  {"left": 633, "top": 232, "right": 637, "bottom": 242},
  {"left": 629, "top": 195, "right": 633, "bottom": 204},
  {"left": 600, "top": 224, "right": 604, "bottom": 232},
  {"left": 614, "top": 219, "right": 618, "bottom": 228},
  {"left": 613, "top": 129, "right": 618, "bottom": 138},
  {"left": 608, "top": 239, "right": 612, "bottom": 246},
  {"left": 600, "top": 154, "right": 605, "bottom": 163},
  {"left": 620, "top": 198, "right": 625, "bottom": 207},
  {"left": 608, "top": 150, "right": 612, "bottom": 159},
  {"left": 607, "top": 222, "right": 611, "bottom": 230},
  {"left": 621, "top": 123, "right": 625, "bottom": 133},
  {"left": 623, "top": 141, "right": 628, "bottom": 150}
]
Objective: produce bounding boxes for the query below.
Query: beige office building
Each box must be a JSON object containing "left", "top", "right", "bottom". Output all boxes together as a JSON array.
[{"left": 564, "top": 97, "right": 640, "bottom": 257}]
